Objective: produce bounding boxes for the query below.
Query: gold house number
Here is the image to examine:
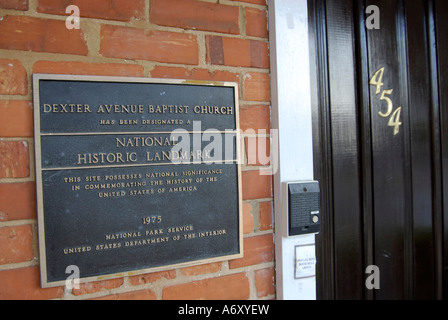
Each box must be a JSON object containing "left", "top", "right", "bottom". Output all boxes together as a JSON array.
[{"left": 369, "top": 67, "right": 402, "bottom": 135}]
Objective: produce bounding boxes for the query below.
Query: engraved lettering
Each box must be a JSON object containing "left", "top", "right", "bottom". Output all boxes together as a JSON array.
[
  {"left": 76, "top": 152, "right": 138, "bottom": 165},
  {"left": 42, "top": 103, "right": 92, "bottom": 113},
  {"left": 116, "top": 136, "right": 177, "bottom": 148},
  {"left": 193, "top": 105, "right": 233, "bottom": 115},
  {"left": 148, "top": 105, "right": 189, "bottom": 114},
  {"left": 97, "top": 105, "right": 144, "bottom": 114}
]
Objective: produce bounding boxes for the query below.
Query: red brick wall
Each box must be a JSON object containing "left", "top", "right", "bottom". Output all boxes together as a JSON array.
[{"left": 0, "top": 0, "right": 273, "bottom": 300}]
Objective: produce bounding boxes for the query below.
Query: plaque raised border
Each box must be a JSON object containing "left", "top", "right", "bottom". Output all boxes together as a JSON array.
[{"left": 33, "top": 74, "right": 243, "bottom": 288}]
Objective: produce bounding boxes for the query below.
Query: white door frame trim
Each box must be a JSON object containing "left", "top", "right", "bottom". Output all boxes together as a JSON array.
[{"left": 268, "top": 0, "right": 317, "bottom": 300}]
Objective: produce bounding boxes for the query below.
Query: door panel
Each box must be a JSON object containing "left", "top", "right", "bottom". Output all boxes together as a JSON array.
[
  {"left": 434, "top": 0, "right": 448, "bottom": 299},
  {"left": 404, "top": 0, "right": 436, "bottom": 299},
  {"left": 325, "top": 0, "right": 364, "bottom": 299},
  {"left": 367, "top": 0, "right": 410, "bottom": 299},
  {"left": 309, "top": 0, "right": 447, "bottom": 299}
]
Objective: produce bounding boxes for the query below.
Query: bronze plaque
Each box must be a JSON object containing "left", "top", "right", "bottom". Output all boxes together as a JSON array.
[{"left": 33, "top": 74, "right": 242, "bottom": 288}]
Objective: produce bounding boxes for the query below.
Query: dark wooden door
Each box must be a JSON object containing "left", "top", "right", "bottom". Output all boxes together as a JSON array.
[{"left": 309, "top": 0, "right": 448, "bottom": 299}]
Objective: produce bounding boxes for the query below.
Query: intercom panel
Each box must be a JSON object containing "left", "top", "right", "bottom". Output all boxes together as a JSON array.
[{"left": 287, "top": 181, "right": 320, "bottom": 236}]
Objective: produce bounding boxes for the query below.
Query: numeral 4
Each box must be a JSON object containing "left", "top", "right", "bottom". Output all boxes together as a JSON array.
[
  {"left": 388, "top": 107, "right": 402, "bottom": 136},
  {"left": 370, "top": 67, "right": 385, "bottom": 95}
]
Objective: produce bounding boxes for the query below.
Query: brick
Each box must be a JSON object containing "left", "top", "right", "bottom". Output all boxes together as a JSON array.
[
  {"left": 245, "top": 136, "right": 271, "bottom": 166},
  {"left": 0, "top": 225, "right": 34, "bottom": 265},
  {"left": 95, "top": 289, "right": 157, "bottom": 300},
  {"left": 0, "top": 101, "right": 33, "bottom": 137},
  {"left": 228, "top": 234, "right": 274, "bottom": 269},
  {"left": 181, "top": 262, "right": 222, "bottom": 276},
  {"left": 0, "top": 266, "right": 64, "bottom": 300},
  {"left": 206, "top": 36, "right": 269, "bottom": 69},
  {"left": 239, "top": 105, "right": 271, "bottom": 132},
  {"left": 243, "top": 72, "right": 270, "bottom": 102},
  {"left": 232, "top": 0, "right": 266, "bottom": 5},
  {"left": 254, "top": 267, "right": 275, "bottom": 298},
  {"left": 242, "top": 170, "right": 272, "bottom": 200},
  {"left": 0, "top": 59, "right": 27, "bottom": 95},
  {"left": 259, "top": 201, "right": 273, "bottom": 231},
  {"left": 100, "top": 25, "right": 198, "bottom": 65},
  {"left": 245, "top": 7, "right": 268, "bottom": 38},
  {"left": 151, "top": 66, "right": 240, "bottom": 83},
  {"left": 0, "top": 0, "right": 28, "bottom": 10},
  {"left": 129, "top": 269, "right": 176, "bottom": 286},
  {"left": 37, "top": 0, "right": 145, "bottom": 22},
  {"left": 0, "top": 16, "right": 88, "bottom": 55},
  {"left": 0, "top": 182, "right": 36, "bottom": 222},
  {"left": 207, "top": 36, "right": 224, "bottom": 65},
  {"left": 72, "top": 278, "right": 124, "bottom": 296},
  {"left": 0, "top": 140, "right": 30, "bottom": 179},
  {"left": 33, "top": 61, "right": 144, "bottom": 77},
  {"left": 242, "top": 202, "right": 254, "bottom": 234},
  {"left": 163, "top": 273, "right": 250, "bottom": 300},
  {"left": 151, "top": 0, "right": 239, "bottom": 34}
]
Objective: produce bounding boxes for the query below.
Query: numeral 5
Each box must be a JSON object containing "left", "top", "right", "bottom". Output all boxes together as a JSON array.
[{"left": 378, "top": 89, "right": 394, "bottom": 118}]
